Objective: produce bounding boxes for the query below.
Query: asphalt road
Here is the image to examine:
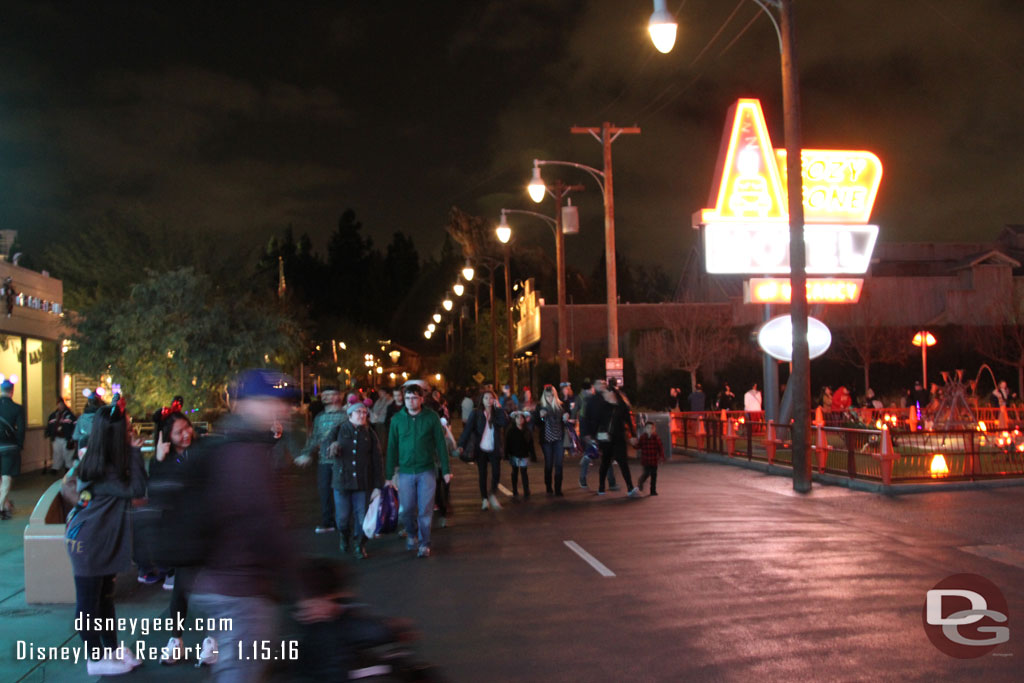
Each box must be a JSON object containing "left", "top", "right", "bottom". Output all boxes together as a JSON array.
[{"left": 3, "top": 452, "right": 1023, "bottom": 682}]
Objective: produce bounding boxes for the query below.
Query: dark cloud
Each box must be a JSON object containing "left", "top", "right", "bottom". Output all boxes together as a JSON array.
[{"left": 0, "top": 0, "right": 1020, "bottom": 281}]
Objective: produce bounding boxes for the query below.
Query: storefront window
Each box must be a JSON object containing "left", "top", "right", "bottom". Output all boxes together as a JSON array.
[
  {"left": 26, "top": 338, "right": 56, "bottom": 427},
  {"left": 0, "top": 334, "right": 22, "bottom": 403}
]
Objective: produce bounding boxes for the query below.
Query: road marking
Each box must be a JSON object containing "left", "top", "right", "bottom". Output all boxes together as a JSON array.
[
  {"left": 497, "top": 484, "right": 513, "bottom": 496},
  {"left": 564, "top": 540, "right": 616, "bottom": 577},
  {"left": 959, "top": 544, "right": 1024, "bottom": 570}
]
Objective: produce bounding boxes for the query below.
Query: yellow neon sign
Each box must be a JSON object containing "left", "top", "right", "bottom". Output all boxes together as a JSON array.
[
  {"left": 776, "top": 149, "right": 883, "bottom": 224},
  {"left": 746, "top": 278, "right": 863, "bottom": 304},
  {"left": 698, "top": 99, "right": 882, "bottom": 227}
]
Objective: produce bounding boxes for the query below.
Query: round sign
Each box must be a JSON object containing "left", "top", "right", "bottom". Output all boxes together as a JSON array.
[{"left": 756, "top": 314, "right": 832, "bottom": 362}]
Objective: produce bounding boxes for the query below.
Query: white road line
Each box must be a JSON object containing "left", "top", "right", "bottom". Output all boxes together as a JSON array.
[
  {"left": 564, "top": 540, "right": 616, "bottom": 577},
  {"left": 497, "top": 484, "right": 513, "bottom": 496}
]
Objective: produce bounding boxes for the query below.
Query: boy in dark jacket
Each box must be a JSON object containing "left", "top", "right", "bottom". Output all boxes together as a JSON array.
[{"left": 636, "top": 421, "right": 665, "bottom": 496}]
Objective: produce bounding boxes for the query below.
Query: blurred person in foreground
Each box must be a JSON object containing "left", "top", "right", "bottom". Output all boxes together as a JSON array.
[
  {"left": 386, "top": 382, "right": 451, "bottom": 558},
  {"left": 190, "top": 369, "right": 300, "bottom": 683}
]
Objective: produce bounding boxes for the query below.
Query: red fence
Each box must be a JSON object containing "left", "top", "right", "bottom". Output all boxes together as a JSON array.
[{"left": 669, "top": 412, "right": 1024, "bottom": 484}]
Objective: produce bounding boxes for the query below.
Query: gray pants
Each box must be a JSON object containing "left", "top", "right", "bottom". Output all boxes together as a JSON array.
[
  {"left": 51, "top": 437, "right": 71, "bottom": 471},
  {"left": 190, "top": 593, "right": 277, "bottom": 683},
  {"left": 580, "top": 453, "right": 616, "bottom": 486}
]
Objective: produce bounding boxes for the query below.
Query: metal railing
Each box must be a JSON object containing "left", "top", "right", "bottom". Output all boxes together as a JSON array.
[{"left": 669, "top": 412, "right": 1024, "bottom": 484}]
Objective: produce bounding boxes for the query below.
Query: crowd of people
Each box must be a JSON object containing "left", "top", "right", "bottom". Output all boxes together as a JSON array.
[{"left": 44, "top": 368, "right": 673, "bottom": 680}]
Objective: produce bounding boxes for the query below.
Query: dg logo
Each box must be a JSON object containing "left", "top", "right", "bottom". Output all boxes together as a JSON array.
[{"left": 923, "top": 573, "right": 1009, "bottom": 658}]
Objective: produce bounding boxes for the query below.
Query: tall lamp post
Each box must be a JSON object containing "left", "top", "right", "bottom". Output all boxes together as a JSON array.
[
  {"left": 497, "top": 208, "right": 560, "bottom": 391},
  {"left": 912, "top": 331, "right": 936, "bottom": 388},
  {"left": 496, "top": 218, "right": 515, "bottom": 391},
  {"left": 649, "top": 0, "right": 811, "bottom": 492},
  {"left": 527, "top": 166, "right": 584, "bottom": 384}
]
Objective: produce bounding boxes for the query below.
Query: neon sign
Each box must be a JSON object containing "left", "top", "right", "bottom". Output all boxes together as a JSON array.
[
  {"left": 745, "top": 278, "right": 863, "bottom": 304},
  {"left": 696, "top": 99, "right": 883, "bottom": 276}
]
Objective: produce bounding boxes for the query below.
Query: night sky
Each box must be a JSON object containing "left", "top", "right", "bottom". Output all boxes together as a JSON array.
[{"left": 1, "top": 0, "right": 1021, "bottom": 281}]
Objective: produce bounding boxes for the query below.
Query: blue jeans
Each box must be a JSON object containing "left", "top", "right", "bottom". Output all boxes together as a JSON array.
[
  {"left": 190, "top": 592, "right": 277, "bottom": 683},
  {"left": 580, "top": 449, "right": 616, "bottom": 485},
  {"left": 333, "top": 489, "right": 368, "bottom": 543},
  {"left": 542, "top": 440, "right": 564, "bottom": 476},
  {"left": 398, "top": 471, "right": 436, "bottom": 550},
  {"left": 317, "top": 463, "right": 335, "bottom": 528}
]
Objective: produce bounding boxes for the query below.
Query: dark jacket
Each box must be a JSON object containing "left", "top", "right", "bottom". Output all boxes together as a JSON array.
[
  {"left": 193, "top": 414, "right": 294, "bottom": 599},
  {"left": 66, "top": 448, "right": 146, "bottom": 576},
  {"left": 458, "top": 407, "right": 508, "bottom": 460},
  {"left": 533, "top": 403, "right": 566, "bottom": 443},
  {"left": 45, "top": 405, "right": 76, "bottom": 441},
  {"left": 504, "top": 424, "right": 535, "bottom": 461},
  {"left": 585, "top": 393, "right": 635, "bottom": 444},
  {"left": 327, "top": 421, "right": 384, "bottom": 492},
  {"left": 0, "top": 395, "right": 25, "bottom": 448}
]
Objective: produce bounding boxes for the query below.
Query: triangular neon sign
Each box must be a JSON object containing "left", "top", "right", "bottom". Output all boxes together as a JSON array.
[{"left": 700, "top": 99, "right": 787, "bottom": 224}]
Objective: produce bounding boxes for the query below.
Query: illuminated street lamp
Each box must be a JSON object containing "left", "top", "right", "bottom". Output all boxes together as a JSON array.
[
  {"left": 432, "top": 312, "right": 442, "bottom": 324},
  {"left": 427, "top": 323, "right": 436, "bottom": 333},
  {"left": 461, "top": 262, "right": 475, "bottom": 282},
  {"left": 442, "top": 297, "right": 453, "bottom": 311},
  {"left": 424, "top": 329, "right": 432, "bottom": 339},
  {"left": 527, "top": 164, "right": 546, "bottom": 203},
  {"left": 495, "top": 214, "right": 515, "bottom": 390},
  {"left": 648, "top": 0, "right": 677, "bottom": 53},
  {"left": 912, "top": 330, "right": 937, "bottom": 388},
  {"left": 648, "top": 0, "right": 811, "bottom": 493},
  {"left": 453, "top": 282, "right": 465, "bottom": 297}
]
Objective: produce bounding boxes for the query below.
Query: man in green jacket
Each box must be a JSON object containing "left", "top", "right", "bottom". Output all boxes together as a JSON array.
[{"left": 386, "top": 383, "right": 451, "bottom": 558}]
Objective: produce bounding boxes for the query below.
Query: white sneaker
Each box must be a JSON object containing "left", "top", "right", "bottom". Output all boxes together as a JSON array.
[
  {"left": 627, "top": 487, "right": 641, "bottom": 498},
  {"left": 162, "top": 574, "right": 175, "bottom": 590},
  {"left": 119, "top": 644, "right": 142, "bottom": 669},
  {"left": 160, "top": 637, "right": 183, "bottom": 665},
  {"left": 481, "top": 498, "right": 489, "bottom": 510},
  {"left": 488, "top": 494, "right": 502, "bottom": 510},
  {"left": 198, "top": 636, "right": 219, "bottom": 666},
  {"left": 86, "top": 657, "right": 133, "bottom": 676}
]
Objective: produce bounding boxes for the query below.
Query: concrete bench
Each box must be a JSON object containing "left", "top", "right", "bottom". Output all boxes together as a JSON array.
[{"left": 23, "top": 480, "right": 75, "bottom": 604}]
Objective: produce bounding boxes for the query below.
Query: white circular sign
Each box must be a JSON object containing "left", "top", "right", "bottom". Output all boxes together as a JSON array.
[{"left": 757, "top": 314, "right": 832, "bottom": 362}]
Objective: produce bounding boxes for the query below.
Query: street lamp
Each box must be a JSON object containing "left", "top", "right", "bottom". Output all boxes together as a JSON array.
[
  {"left": 525, "top": 164, "right": 585, "bottom": 384},
  {"left": 424, "top": 329, "right": 432, "bottom": 339},
  {"left": 527, "top": 164, "right": 546, "bottom": 203},
  {"left": 648, "top": 0, "right": 677, "bottom": 54},
  {"left": 461, "top": 262, "right": 475, "bottom": 282},
  {"left": 496, "top": 214, "right": 515, "bottom": 391},
  {"left": 649, "top": 0, "right": 811, "bottom": 493},
  {"left": 432, "top": 312, "right": 442, "bottom": 324},
  {"left": 427, "top": 322, "right": 436, "bottom": 333},
  {"left": 912, "top": 331, "right": 937, "bottom": 388},
  {"left": 453, "top": 283, "right": 465, "bottom": 297}
]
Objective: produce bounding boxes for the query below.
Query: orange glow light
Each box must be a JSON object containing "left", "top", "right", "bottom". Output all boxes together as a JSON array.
[
  {"left": 930, "top": 454, "right": 950, "bottom": 478},
  {"left": 912, "top": 331, "right": 937, "bottom": 347},
  {"left": 747, "top": 278, "right": 863, "bottom": 304}
]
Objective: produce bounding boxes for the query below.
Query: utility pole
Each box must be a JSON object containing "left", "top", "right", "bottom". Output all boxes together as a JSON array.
[{"left": 570, "top": 122, "right": 640, "bottom": 360}]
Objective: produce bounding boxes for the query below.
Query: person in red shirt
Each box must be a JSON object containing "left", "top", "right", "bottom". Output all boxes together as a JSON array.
[{"left": 636, "top": 421, "right": 665, "bottom": 496}]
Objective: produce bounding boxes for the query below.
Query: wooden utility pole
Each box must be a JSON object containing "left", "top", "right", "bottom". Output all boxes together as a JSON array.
[{"left": 570, "top": 123, "right": 640, "bottom": 360}]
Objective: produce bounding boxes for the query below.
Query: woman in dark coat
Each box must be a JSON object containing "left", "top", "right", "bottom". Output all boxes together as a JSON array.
[
  {"left": 65, "top": 403, "right": 147, "bottom": 676},
  {"left": 457, "top": 390, "right": 508, "bottom": 510},
  {"left": 327, "top": 402, "right": 384, "bottom": 559}
]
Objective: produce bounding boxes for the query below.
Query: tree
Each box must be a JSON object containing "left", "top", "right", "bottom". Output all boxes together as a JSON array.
[
  {"left": 634, "top": 305, "right": 737, "bottom": 391},
  {"left": 66, "top": 267, "right": 302, "bottom": 414},
  {"left": 835, "top": 325, "right": 915, "bottom": 395}
]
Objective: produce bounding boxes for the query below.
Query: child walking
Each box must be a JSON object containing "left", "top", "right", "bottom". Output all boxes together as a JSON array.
[
  {"left": 636, "top": 421, "right": 665, "bottom": 496},
  {"left": 505, "top": 411, "right": 533, "bottom": 498}
]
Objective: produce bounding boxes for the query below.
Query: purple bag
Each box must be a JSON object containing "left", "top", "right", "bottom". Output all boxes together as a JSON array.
[{"left": 376, "top": 485, "right": 399, "bottom": 535}]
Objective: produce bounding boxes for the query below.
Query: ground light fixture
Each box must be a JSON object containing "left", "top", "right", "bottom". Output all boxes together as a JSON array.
[
  {"left": 527, "top": 162, "right": 546, "bottom": 203},
  {"left": 648, "top": 0, "right": 678, "bottom": 54},
  {"left": 442, "top": 298, "right": 453, "bottom": 311},
  {"left": 453, "top": 283, "right": 464, "bottom": 297},
  {"left": 462, "top": 262, "right": 475, "bottom": 281}
]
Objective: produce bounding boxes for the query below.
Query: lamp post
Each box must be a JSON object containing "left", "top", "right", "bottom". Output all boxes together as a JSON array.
[
  {"left": 527, "top": 163, "right": 591, "bottom": 383},
  {"left": 649, "top": 0, "right": 811, "bottom": 492},
  {"left": 496, "top": 217, "right": 515, "bottom": 391},
  {"left": 912, "top": 331, "right": 936, "bottom": 388}
]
